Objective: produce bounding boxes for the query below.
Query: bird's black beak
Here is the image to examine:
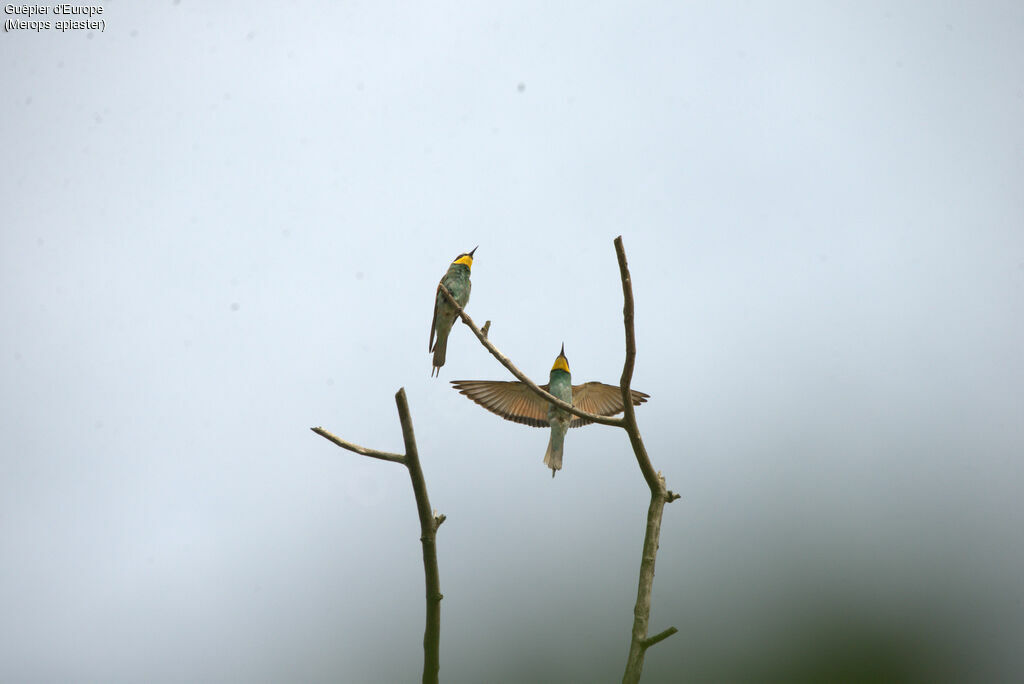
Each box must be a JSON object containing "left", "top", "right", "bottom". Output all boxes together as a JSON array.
[
  {"left": 469, "top": 246, "right": 478, "bottom": 257},
  {"left": 560, "top": 342, "right": 565, "bottom": 357}
]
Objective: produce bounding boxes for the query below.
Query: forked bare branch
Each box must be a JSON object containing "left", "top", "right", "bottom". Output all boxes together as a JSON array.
[
  {"left": 311, "top": 388, "right": 443, "bottom": 684},
  {"left": 444, "top": 236, "right": 679, "bottom": 682}
]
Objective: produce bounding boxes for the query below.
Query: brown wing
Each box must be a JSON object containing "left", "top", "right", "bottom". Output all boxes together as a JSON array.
[
  {"left": 568, "top": 382, "right": 650, "bottom": 428},
  {"left": 449, "top": 380, "right": 552, "bottom": 428}
]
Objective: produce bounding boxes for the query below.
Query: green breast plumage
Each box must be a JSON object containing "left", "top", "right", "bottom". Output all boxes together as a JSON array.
[
  {"left": 547, "top": 369, "right": 573, "bottom": 422},
  {"left": 440, "top": 264, "right": 472, "bottom": 308}
]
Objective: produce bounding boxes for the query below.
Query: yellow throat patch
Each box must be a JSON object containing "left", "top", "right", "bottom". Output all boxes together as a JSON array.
[
  {"left": 551, "top": 355, "right": 570, "bottom": 373},
  {"left": 453, "top": 254, "right": 473, "bottom": 268}
]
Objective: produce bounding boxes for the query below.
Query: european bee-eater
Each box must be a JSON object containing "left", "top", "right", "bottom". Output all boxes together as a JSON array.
[
  {"left": 450, "top": 344, "right": 649, "bottom": 476},
  {"left": 429, "top": 247, "right": 476, "bottom": 377}
]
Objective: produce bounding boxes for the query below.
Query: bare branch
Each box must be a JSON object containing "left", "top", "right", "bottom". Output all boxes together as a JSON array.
[
  {"left": 623, "top": 480, "right": 674, "bottom": 683},
  {"left": 615, "top": 235, "right": 639, "bottom": 394},
  {"left": 613, "top": 236, "right": 679, "bottom": 684},
  {"left": 394, "top": 388, "right": 443, "bottom": 684},
  {"left": 438, "top": 284, "right": 623, "bottom": 428},
  {"left": 640, "top": 626, "right": 678, "bottom": 650},
  {"left": 309, "top": 426, "right": 405, "bottom": 464},
  {"left": 614, "top": 236, "right": 662, "bottom": 493},
  {"left": 311, "top": 390, "right": 443, "bottom": 684}
]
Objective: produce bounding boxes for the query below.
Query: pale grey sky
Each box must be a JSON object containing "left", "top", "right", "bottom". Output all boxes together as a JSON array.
[{"left": 2, "top": 2, "right": 1023, "bottom": 681}]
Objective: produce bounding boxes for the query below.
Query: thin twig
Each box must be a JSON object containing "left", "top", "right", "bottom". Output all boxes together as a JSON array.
[
  {"left": 640, "top": 626, "right": 678, "bottom": 650},
  {"left": 438, "top": 285, "right": 624, "bottom": 428},
  {"left": 309, "top": 426, "right": 405, "bottom": 464}
]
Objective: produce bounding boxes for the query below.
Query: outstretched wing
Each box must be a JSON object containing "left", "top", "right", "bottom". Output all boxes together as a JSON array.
[
  {"left": 568, "top": 382, "right": 650, "bottom": 428},
  {"left": 449, "top": 380, "right": 552, "bottom": 428}
]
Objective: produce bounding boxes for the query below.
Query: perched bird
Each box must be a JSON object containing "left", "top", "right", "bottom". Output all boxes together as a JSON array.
[
  {"left": 451, "top": 344, "right": 649, "bottom": 476},
  {"left": 430, "top": 247, "right": 476, "bottom": 377}
]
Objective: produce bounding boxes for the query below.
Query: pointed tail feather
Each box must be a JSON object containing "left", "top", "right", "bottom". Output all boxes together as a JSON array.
[
  {"left": 543, "top": 427, "right": 565, "bottom": 477},
  {"left": 431, "top": 327, "right": 449, "bottom": 377}
]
